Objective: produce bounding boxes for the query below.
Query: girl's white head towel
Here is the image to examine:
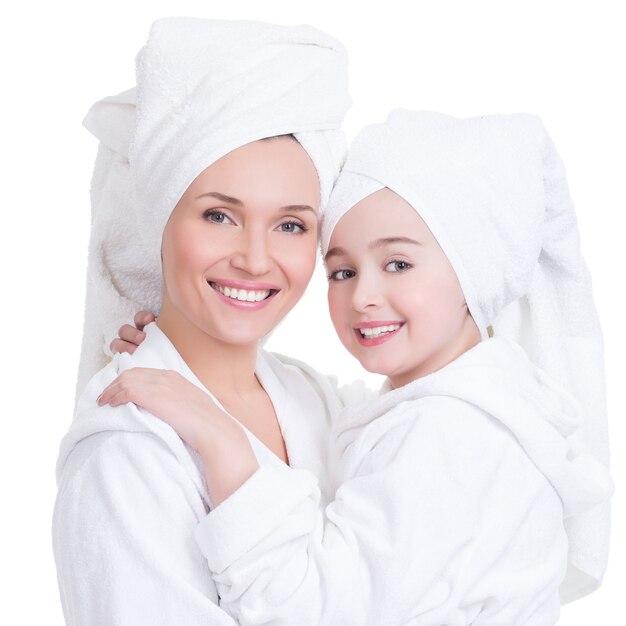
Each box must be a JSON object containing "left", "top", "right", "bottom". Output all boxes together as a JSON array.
[
  {"left": 76, "top": 17, "right": 350, "bottom": 395},
  {"left": 322, "top": 109, "right": 611, "bottom": 604}
]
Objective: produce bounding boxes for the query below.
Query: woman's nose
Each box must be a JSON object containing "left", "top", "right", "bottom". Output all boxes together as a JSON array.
[{"left": 230, "top": 229, "right": 273, "bottom": 276}]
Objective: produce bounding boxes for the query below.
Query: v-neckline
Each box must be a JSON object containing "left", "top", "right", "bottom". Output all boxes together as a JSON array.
[{"left": 177, "top": 347, "right": 291, "bottom": 468}]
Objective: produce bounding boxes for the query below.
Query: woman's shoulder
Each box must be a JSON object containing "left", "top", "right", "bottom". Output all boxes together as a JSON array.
[{"left": 59, "top": 328, "right": 204, "bottom": 493}]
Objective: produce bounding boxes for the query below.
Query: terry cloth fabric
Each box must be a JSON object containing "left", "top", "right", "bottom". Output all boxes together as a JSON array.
[
  {"left": 76, "top": 17, "right": 350, "bottom": 396},
  {"left": 54, "top": 322, "right": 372, "bottom": 625},
  {"left": 194, "top": 337, "right": 612, "bottom": 625},
  {"left": 321, "top": 110, "right": 611, "bottom": 603}
]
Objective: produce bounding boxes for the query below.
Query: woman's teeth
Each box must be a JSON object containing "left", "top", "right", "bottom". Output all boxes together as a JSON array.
[
  {"left": 210, "top": 282, "right": 272, "bottom": 302},
  {"left": 359, "top": 324, "right": 401, "bottom": 338}
]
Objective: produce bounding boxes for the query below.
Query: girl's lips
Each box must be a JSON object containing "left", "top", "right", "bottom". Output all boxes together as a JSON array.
[{"left": 353, "top": 322, "right": 404, "bottom": 347}]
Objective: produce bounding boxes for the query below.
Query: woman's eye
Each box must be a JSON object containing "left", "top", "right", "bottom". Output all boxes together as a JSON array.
[
  {"left": 277, "top": 221, "right": 307, "bottom": 234},
  {"left": 203, "top": 210, "right": 233, "bottom": 224},
  {"left": 328, "top": 269, "right": 356, "bottom": 281},
  {"left": 385, "top": 260, "right": 412, "bottom": 272}
]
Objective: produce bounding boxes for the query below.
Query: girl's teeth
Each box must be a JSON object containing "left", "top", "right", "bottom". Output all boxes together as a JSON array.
[
  {"left": 359, "top": 324, "right": 401, "bottom": 338},
  {"left": 212, "top": 283, "right": 271, "bottom": 302}
]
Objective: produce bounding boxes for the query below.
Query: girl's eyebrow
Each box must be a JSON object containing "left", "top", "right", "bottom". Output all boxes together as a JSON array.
[
  {"left": 324, "top": 246, "right": 347, "bottom": 262},
  {"left": 325, "top": 236, "right": 421, "bottom": 263},
  {"left": 195, "top": 192, "right": 315, "bottom": 215},
  {"left": 369, "top": 236, "right": 422, "bottom": 249}
]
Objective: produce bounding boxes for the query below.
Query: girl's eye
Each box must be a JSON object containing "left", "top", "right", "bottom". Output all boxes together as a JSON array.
[
  {"left": 328, "top": 269, "right": 356, "bottom": 281},
  {"left": 385, "top": 260, "right": 412, "bottom": 273},
  {"left": 277, "top": 221, "right": 307, "bottom": 234},
  {"left": 203, "top": 210, "right": 233, "bottom": 225}
]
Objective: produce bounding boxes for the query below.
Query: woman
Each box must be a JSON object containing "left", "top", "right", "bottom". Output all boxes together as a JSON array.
[{"left": 53, "top": 17, "right": 355, "bottom": 625}]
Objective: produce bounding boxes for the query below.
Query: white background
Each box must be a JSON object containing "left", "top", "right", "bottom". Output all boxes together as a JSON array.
[{"left": 1, "top": 1, "right": 623, "bottom": 623}]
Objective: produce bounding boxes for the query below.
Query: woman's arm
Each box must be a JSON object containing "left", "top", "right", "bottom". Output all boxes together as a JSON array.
[{"left": 53, "top": 429, "right": 238, "bottom": 625}]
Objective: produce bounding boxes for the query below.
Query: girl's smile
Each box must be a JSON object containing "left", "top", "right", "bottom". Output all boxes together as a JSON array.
[
  {"left": 325, "top": 187, "right": 480, "bottom": 388},
  {"left": 353, "top": 321, "right": 405, "bottom": 346}
]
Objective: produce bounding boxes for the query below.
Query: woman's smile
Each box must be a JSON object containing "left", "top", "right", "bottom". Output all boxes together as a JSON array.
[{"left": 208, "top": 279, "right": 279, "bottom": 309}]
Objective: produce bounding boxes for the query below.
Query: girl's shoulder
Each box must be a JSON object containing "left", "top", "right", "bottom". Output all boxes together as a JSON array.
[{"left": 261, "top": 350, "right": 376, "bottom": 411}]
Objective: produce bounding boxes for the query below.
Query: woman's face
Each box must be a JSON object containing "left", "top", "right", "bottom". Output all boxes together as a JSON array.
[
  {"left": 160, "top": 137, "right": 321, "bottom": 346},
  {"left": 325, "top": 188, "right": 479, "bottom": 388}
]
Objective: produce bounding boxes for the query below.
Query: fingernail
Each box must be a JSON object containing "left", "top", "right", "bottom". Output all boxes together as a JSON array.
[{"left": 96, "top": 394, "right": 102, "bottom": 405}]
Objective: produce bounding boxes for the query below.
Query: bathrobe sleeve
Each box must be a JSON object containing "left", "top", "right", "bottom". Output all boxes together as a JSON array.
[
  {"left": 53, "top": 430, "right": 236, "bottom": 626},
  {"left": 195, "top": 397, "right": 567, "bottom": 625}
]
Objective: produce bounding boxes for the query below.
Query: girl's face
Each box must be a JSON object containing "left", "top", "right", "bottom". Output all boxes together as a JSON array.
[
  {"left": 160, "top": 137, "right": 321, "bottom": 347},
  {"left": 325, "top": 188, "right": 480, "bottom": 388}
]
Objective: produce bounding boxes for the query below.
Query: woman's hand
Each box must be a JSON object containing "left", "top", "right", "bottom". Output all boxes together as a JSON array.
[
  {"left": 110, "top": 311, "right": 156, "bottom": 355},
  {"left": 97, "top": 368, "right": 259, "bottom": 505}
]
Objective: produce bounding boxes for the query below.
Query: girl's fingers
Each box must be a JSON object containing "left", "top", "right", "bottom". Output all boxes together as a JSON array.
[
  {"left": 97, "top": 369, "right": 161, "bottom": 406},
  {"left": 110, "top": 338, "right": 138, "bottom": 355},
  {"left": 120, "top": 324, "right": 146, "bottom": 345},
  {"left": 134, "top": 311, "right": 156, "bottom": 331}
]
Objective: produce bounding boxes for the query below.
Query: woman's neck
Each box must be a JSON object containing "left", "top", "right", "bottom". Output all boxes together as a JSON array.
[{"left": 156, "top": 303, "right": 260, "bottom": 399}]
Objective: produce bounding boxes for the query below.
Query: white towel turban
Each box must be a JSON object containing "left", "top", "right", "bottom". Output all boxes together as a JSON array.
[
  {"left": 322, "top": 109, "right": 611, "bottom": 603},
  {"left": 76, "top": 17, "right": 350, "bottom": 396}
]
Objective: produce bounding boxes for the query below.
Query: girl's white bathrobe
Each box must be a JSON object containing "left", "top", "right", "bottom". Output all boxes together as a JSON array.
[
  {"left": 195, "top": 337, "right": 612, "bottom": 625},
  {"left": 53, "top": 323, "right": 363, "bottom": 625}
]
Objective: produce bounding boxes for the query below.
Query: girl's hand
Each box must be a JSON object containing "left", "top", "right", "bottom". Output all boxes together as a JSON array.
[
  {"left": 97, "top": 368, "right": 226, "bottom": 454},
  {"left": 110, "top": 311, "right": 156, "bottom": 355},
  {"left": 97, "top": 368, "right": 259, "bottom": 504}
]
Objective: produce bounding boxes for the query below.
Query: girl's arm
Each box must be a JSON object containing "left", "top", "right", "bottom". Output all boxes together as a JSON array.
[
  {"left": 97, "top": 368, "right": 259, "bottom": 506},
  {"left": 98, "top": 379, "right": 566, "bottom": 625},
  {"left": 192, "top": 404, "right": 565, "bottom": 625}
]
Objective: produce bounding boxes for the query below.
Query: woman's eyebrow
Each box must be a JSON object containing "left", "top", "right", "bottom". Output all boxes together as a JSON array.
[
  {"left": 280, "top": 205, "right": 316, "bottom": 214},
  {"left": 194, "top": 193, "right": 315, "bottom": 216},
  {"left": 195, "top": 191, "right": 243, "bottom": 205},
  {"left": 369, "top": 236, "right": 422, "bottom": 249}
]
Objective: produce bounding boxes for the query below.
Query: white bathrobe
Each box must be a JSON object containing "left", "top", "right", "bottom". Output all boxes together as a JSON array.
[
  {"left": 195, "top": 338, "right": 612, "bottom": 625},
  {"left": 53, "top": 323, "right": 367, "bottom": 625}
]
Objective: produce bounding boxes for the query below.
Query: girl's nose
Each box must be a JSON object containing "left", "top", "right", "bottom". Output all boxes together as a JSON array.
[{"left": 351, "top": 273, "right": 382, "bottom": 312}]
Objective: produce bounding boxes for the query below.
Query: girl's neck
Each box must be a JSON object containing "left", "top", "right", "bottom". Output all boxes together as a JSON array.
[
  {"left": 389, "top": 314, "right": 481, "bottom": 389},
  {"left": 156, "top": 304, "right": 260, "bottom": 399}
]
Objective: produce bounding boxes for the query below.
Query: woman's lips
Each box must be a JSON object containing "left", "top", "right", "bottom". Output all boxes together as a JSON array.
[{"left": 208, "top": 280, "right": 279, "bottom": 310}]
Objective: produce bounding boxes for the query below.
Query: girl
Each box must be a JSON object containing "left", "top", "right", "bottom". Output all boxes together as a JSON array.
[
  {"left": 104, "top": 110, "right": 613, "bottom": 624},
  {"left": 53, "top": 17, "right": 354, "bottom": 625}
]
